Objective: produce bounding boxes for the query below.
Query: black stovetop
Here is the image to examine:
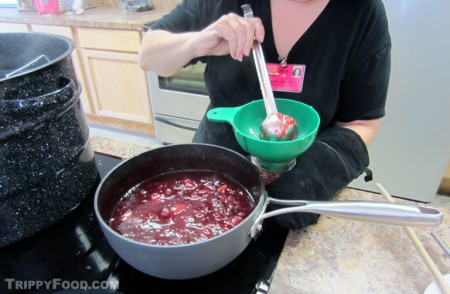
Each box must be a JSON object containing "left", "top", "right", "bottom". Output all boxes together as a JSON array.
[{"left": 0, "top": 152, "right": 288, "bottom": 294}]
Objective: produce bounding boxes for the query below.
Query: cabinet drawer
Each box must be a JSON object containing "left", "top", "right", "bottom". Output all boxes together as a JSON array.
[
  {"left": 77, "top": 28, "right": 141, "bottom": 53},
  {"left": 32, "top": 25, "right": 74, "bottom": 41},
  {"left": 0, "top": 23, "right": 29, "bottom": 32}
]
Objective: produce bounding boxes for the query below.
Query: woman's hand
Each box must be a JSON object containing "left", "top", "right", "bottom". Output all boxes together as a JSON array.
[
  {"left": 195, "top": 13, "right": 265, "bottom": 61},
  {"left": 139, "top": 14, "right": 264, "bottom": 76}
]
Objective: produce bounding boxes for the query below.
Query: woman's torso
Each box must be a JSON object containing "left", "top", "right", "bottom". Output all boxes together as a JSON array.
[{"left": 151, "top": 0, "right": 390, "bottom": 154}]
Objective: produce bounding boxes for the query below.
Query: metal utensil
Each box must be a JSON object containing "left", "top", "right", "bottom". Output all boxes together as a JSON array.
[
  {"left": 5, "top": 54, "right": 50, "bottom": 78},
  {"left": 241, "top": 4, "right": 298, "bottom": 142},
  {"left": 432, "top": 230, "right": 450, "bottom": 257}
]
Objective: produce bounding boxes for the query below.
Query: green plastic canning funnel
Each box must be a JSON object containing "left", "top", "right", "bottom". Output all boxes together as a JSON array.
[{"left": 207, "top": 99, "right": 320, "bottom": 163}]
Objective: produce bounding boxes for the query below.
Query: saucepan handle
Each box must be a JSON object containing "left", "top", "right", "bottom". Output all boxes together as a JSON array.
[{"left": 250, "top": 198, "right": 443, "bottom": 238}]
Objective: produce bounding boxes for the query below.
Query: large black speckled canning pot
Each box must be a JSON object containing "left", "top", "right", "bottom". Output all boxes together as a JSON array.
[
  {"left": 94, "top": 144, "right": 443, "bottom": 280},
  {"left": 0, "top": 33, "right": 98, "bottom": 247}
]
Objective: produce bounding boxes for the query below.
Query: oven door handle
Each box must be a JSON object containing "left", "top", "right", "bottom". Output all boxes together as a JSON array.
[{"left": 154, "top": 115, "right": 199, "bottom": 132}]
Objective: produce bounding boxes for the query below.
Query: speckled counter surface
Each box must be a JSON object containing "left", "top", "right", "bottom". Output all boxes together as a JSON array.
[
  {"left": 269, "top": 188, "right": 450, "bottom": 294},
  {"left": 90, "top": 135, "right": 153, "bottom": 158},
  {"left": 0, "top": 6, "right": 170, "bottom": 30}
]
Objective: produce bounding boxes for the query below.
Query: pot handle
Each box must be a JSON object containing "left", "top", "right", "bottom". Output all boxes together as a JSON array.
[
  {"left": 206, "top": 106, "right": 241, "bottom": 125},
  {"left": 250, "top": 198, "right": 443, "bottom": 238}
]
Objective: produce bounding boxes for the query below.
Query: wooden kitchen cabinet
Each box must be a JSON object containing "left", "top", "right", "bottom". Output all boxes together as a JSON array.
[
  {"left": 77, "top": 27, "right": 154, "bottom": 135},
  {"left": 30, "top": 24, "right": 93, "bottom": 115}
]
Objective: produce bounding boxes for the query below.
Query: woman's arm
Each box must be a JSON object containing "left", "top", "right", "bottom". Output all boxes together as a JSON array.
[
  {"left": 335, "top": 118, "right": 381, "bottom": 146},
  {"left": 139, "top": 30, "right": 201, "bottom": 77},
  {"left": 138, "top": 13, "right": 265, "bottom": 77}
]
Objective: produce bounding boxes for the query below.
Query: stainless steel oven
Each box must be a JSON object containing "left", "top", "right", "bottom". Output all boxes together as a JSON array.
[{"left": 147, "top": 62, "right": 209, "bottom": 145}]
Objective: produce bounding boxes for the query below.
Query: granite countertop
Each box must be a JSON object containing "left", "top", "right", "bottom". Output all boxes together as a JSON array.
[
  {"left": 90, "top": 135, "right": 153, "bottom": 158},
  {"left": 0, "top": 6, "right": 170, "bottom": 30},
  {"left": 269, "top": 188, "right": 450, "bottom": 294}
]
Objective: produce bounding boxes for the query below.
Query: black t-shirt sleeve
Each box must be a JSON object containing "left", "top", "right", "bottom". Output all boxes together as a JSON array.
[
  {"left": 336, "top": 0, "right": 391, "bottom": 122},
  {"left": 338, "top": 43, "right": 391, "bottom": 121},
  {"left": 150, "top": 0, "right": 207, "bottom": 32}
]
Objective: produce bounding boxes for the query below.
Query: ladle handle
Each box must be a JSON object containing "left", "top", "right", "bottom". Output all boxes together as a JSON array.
[
  {"left": 250, "top": 199, "right": 443, "bottom": 238},
  {"left": 241, "top": 4, "right": 278, "bottom": 116}
]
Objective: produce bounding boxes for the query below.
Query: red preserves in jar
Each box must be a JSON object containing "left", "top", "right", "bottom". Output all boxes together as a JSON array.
[{"left": 109, "top": 170, "right": 255, "bottom": 246}]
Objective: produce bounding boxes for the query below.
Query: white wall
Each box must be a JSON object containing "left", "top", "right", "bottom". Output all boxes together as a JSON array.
[{"left": 350, "top": 0, "right": 450, "bottom": 202}]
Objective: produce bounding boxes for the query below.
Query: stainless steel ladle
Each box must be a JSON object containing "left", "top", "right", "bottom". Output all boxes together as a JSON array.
[{"left": 242, "top": 4, "right": 298, "bottom": 142}]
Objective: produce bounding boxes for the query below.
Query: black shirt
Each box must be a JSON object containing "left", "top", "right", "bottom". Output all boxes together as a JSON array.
[{"left": 150, "top": 0, "right": 391, "bottom": 155}]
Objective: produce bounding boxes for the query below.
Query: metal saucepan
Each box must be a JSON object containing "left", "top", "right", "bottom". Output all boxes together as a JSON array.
[{"left": 94, "top": 144, "right": 443, "bottom": 280}]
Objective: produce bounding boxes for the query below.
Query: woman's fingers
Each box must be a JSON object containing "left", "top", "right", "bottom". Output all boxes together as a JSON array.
[
  {"left": 215, "top": 14, "right": 242, "bottom": 60},
  {"left": 207, "top": 13, "right": 265, "bottom": 61}
]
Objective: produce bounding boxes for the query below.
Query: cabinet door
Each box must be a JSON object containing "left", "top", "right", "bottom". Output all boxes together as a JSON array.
[
  {"left": 81, "top": 49, "right": 152, "bottom": 125},
  {"left": 31, "top": 25, "right": 93, "bottom": 114}
]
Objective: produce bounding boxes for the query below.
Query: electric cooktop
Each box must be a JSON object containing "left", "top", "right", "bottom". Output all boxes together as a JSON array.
[{"left": 0, "top": 152, "right": 288, "bottom": 294}]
